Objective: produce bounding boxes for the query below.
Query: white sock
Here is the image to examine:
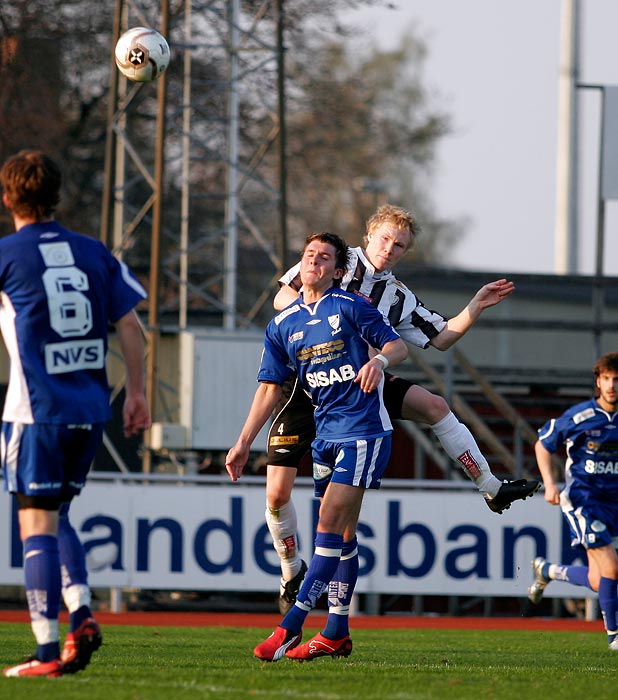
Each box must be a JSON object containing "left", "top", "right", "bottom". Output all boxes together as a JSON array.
[
  {"left": 31, "top": 618, "right": 59, "bottom": 645},
  {"left": 62, "top": 582, "right": 91, "bottom": 613},
  {"left": 265, "top": 500, "right": 301, "bottom": 581},
  {"left": 431, "top": 412, "right": 502, "bottom": 498}
]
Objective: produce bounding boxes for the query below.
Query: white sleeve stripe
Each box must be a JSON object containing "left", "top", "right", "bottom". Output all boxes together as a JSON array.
[
  {"left": 538, "top": 419, "right": 556, "bottom": 441},
  {"left": 119, "top": 260, "right": 147, "bottom": 298}
]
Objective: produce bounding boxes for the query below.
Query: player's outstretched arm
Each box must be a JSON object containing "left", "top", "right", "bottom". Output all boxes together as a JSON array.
[
  {"left": 226, "top": 381, "right": 282, "bottom": 482},
  {"left": 115, "top": 310, "right": 151, "bottom": 438},
  {"left": 430, "top": 279, "right": 515, "bottom": 351},
  {"left": 472, "top": 278, "right": 515, "bottom": 309}
]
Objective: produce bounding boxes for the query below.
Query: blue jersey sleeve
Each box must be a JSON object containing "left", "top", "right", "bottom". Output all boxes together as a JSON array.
[
  {"left": 257, "top": 320, "right": 294, "bottom": 385},
  {"left": 537, "top": 400, "right": 597, "bottom": 454},
  {"left": 537, "top": 417, "right": 563, "bottom": 454},
  {"left": 103, "top": 246, "right": 147, "bottom": 322}
]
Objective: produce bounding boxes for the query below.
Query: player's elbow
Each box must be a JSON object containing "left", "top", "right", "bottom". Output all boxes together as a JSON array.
[{"left": 429, "top": 333, "right": 457, "bottom": 352}]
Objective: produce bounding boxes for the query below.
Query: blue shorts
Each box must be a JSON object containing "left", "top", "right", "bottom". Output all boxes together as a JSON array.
[
  {"left": 311, "top": 434, "right": 392, "bottom": 498},
  {"left": 561, "top": 497, "right": 618, "bottom": 550},
  {"left": 1, "top": 422, "right": 104, "bottom": 498}
]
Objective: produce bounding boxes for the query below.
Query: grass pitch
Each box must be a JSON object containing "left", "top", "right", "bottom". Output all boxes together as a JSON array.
[{"left": 1, "top": 622, "right": 618, "bottom": 699}]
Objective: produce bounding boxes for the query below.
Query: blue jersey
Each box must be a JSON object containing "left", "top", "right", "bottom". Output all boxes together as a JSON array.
[
  {"left": 258, "top": 287, "right": 401, "bottom": 442},
  {"left": 0, "top": 222, "right": 146, "bottom": 424},
  {"left": 537, "top": 398, "right": 618, "bottom": 506}
]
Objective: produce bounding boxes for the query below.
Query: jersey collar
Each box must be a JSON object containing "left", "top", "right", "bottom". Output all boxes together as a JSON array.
[{"left": 354, "top": 246, "right": 394, "bottom": 282}]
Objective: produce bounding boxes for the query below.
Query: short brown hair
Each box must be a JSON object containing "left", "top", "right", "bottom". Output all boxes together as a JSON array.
[
  {"left": 303, "top": 231, "right": 350, "bottom": 286},
  {"left": 365, "top": 203, "right": 419, "bottom": 250},
  {"left": 594, "top": 352, "right": 618, "bottom": 378},
  {"left": 0, "top": 150, "right": 61, "bottom": 220}
]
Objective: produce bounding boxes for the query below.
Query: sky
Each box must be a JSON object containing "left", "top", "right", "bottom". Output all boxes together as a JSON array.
[{"left": 343, "top": 0, "right": 618, "bottom": 277}]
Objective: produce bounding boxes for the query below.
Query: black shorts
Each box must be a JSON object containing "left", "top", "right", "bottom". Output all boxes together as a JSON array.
[
  {"left": 266, "top": 376, "right": 316, "bottom": 467},
  {"left": 265, "top": 372, "right": 413, "bottom": 467},
  {"left": 382, "top": 372, "right": 413, "bottom": 419}
]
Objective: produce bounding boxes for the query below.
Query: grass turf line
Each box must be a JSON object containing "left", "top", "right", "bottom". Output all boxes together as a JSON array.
[{"left": 1, "top": 623, "right": 618, "bottom": 699}]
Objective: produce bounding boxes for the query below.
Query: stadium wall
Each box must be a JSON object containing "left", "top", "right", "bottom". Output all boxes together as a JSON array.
[{"left": 0, "top": 474, "right": 590, "bottom": 600}]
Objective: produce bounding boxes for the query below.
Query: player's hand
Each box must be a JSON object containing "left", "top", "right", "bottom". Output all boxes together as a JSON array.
[
  {"left": 123, "top": 393, "right": 151, "bottom": 438},
  {"left": 543, "top": 482, "right": 560, "bottom": 505},
  {"left": 225, "top": 443, "right": 250, "bottom": 482},
  {"left": 354, "top": 357, "right": 385, "bottom": 393},
  {"left": 475, "top": 279, "right": 515, "bottom": 309}
]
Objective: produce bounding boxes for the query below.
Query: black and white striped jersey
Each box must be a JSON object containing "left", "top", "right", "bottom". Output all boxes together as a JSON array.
[{"left": 278, "top": 246, "right": 447, "bottom": 348}]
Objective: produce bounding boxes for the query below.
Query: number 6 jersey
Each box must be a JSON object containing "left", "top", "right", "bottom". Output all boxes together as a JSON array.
[{"left": 0, "top": 222, "right": 146, "bottom": 424}]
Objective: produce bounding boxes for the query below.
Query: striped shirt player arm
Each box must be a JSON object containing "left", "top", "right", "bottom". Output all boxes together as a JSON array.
[
  {"left": 278, "top": 261, "right": 302, "bottom": 292},
  {"left": 382, "top": 289, "right": 446, "bottom": 348}
]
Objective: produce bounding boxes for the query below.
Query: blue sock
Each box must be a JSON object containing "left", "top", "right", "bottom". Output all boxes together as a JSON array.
[
  {"left": 546, "top": 563, "right": 592, "bottom": 588},
  {"left": 24, "top": 534, "right": 61, "bottom": 662},
  {"left": 323, "top": 537, "right": 358, "bottom": 640},
  {"left": 564, "top": 566, "right": 591, "bottom": 588},
  {"left": 58, "top": 503, "right": 92, "bottom": 629},
  {"left": 598, "top": 576, "right": 618, "bottom": 635},
  {"left": 281, "top": 531, "right": 343, "bottom": 634}
]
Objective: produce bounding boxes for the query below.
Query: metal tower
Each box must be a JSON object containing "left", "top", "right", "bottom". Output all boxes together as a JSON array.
[{"left": 101, "top": 0, "right": 286, "bottom": 470}]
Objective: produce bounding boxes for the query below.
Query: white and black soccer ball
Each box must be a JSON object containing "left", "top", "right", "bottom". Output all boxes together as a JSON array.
[{"left": 115, "top": 27, "right": 170, "bottom": 82}]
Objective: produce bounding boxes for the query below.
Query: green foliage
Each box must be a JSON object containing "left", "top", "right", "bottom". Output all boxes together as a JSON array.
[
  {"left": 0, "top": 1, "right": 116, "bottom": 233},
  {"left": 0, "top": 0, "right": 460, "bottom": 326},
  {"left": 2, "top": 622, "right": 618, "bottom": 699},
  {"left": 283, "top": 28, "right": 457, "bottom": 262}
]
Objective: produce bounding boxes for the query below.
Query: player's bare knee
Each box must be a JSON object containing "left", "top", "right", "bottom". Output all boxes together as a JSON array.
[
  {"left": 266, "top": 492, "right": 291, "bottom": 511},
  {"left": 429, "top": 394, "right": 450, "bottom": 423},
  {"left": 406, "top": 391, "right": 448, "bottom": 425}
]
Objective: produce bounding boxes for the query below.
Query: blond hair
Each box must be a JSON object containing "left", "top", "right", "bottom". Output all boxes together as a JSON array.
[{"left": 364, "top": 204, "right": 419, "bottom": 250}]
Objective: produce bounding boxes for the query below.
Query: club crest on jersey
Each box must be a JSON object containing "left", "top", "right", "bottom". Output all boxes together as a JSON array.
[
  {"left": 328, "top": 314, "right": 341, "bottom": 335},
  {"left": 38, "top": 241, "right": 75, "bottom": 266}
]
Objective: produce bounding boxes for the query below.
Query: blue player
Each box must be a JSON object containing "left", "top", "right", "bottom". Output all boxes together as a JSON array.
[
  {"left": 0, "top": 150, "right": 151, "bottom": 677},
  {"left": 225, "top": 231, "right": 408, "bottom": 661},
  {"left": 528, "top": 352, "right": 618, "bottom": 650}
]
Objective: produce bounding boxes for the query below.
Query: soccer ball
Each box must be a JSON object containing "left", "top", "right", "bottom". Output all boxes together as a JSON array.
[{"left": 115, "top": 27, "right": 170, "bottom": 82}]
